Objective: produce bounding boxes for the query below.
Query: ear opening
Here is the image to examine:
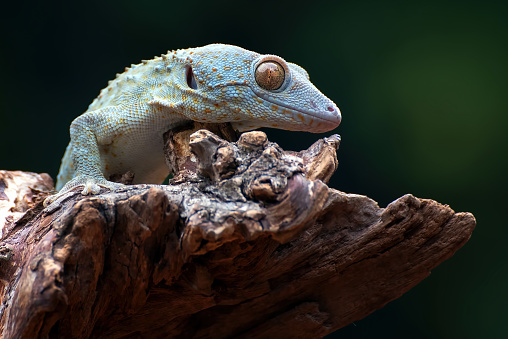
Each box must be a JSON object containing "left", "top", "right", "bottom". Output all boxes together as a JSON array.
[{"left": 186, "top": 66, "right": 198, "bottom": 90}]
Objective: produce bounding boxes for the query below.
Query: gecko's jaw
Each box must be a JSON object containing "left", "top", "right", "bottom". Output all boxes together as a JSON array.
[
  {"left": 301, "top": 102, "right": 341, "bottom": 132},
  {"left": 310, "top": 110, "right": 341, "bottom": 132},
  {"left": 282, "top": 102, "right": 342, "bottom": 132},
  {"left": 253, "top": 90, "right": 341, "bottom": 132}
]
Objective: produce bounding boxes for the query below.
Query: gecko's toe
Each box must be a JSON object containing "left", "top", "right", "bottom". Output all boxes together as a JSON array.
[
  {"left": 45, "top": 176, "right": 126, "bottom": 210},
  {"left": 81, "top": 180, "right": 101, "bottom": 195},
  {"left": 42, "top": 189, "right": 81, "bottom": 212}
]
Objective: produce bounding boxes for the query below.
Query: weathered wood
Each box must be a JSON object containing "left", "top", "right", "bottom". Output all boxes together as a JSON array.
[{"left": 0, "top": 129, "right": 475, "bottom": 338}]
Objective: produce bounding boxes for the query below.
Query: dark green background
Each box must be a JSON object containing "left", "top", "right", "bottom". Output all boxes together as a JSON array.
[{"left": 1, "top": 0, "right": 506, "bottom": 337}]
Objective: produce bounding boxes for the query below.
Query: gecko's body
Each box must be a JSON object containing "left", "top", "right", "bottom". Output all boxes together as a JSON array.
[{"left": 49, "top": 44, "right": 341, "bottom": 204}]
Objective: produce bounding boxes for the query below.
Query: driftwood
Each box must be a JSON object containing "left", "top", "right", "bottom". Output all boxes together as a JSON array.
[{"left": 0, "top": 125, "right": 475, "bottom": 338}]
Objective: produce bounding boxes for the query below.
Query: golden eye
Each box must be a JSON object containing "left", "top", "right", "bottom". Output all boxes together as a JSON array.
[{"left": 255, "top": 61, "right": 285, "bottom": 90}]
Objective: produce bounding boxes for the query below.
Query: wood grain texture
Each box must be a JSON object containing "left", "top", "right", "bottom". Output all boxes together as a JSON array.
[{"left": 0, "top": 129, "right": 475, "bottom": 338}]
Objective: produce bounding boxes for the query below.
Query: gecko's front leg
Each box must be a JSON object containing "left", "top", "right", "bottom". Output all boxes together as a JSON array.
[{"left": 44, "top": 108, "right": 126, "bottom": 207}]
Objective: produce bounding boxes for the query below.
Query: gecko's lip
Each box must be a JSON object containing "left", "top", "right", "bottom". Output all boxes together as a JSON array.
[{"left": 257, "top": 92, "right": 342, "bottom": 127}]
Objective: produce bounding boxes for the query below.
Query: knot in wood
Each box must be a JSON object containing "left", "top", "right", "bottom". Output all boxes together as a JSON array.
[{"left": 238, "top": 131, "right": 268, "bottom": 152}]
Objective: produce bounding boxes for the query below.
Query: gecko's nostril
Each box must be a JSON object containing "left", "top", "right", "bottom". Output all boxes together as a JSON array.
[{"left": 327, "top": 106, "right": 335, "bottom": 112}]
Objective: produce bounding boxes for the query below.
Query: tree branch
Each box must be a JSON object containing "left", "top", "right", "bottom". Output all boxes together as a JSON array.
[{"left": 0, "top": 127, "right": 475, "bottom": 338}]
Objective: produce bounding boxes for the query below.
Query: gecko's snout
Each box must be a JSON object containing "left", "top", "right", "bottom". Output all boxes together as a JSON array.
[
  {"left": 326, "top": 104, "right": 342, "bottom": 128},
  {"left": 309, "top": 104, "right": 341, "bottom": 133}
]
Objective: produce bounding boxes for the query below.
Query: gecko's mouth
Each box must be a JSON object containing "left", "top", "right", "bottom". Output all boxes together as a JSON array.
[{"left": 256, "top": 91, "right": 342, "bottom": 126}]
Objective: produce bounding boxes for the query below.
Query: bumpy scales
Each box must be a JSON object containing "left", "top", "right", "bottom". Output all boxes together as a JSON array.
[{"left": 47, "top": 44, "right": 341, "bottom": 205}]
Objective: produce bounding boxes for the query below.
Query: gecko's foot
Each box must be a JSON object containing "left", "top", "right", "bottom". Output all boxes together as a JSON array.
[{"left": 43, "top": 176, "right": 126, "bottom": 208}]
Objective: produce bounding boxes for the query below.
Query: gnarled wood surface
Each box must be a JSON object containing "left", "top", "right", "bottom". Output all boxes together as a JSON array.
[{"left": 0, "top": 128, "right": 475, "bottom": 338}]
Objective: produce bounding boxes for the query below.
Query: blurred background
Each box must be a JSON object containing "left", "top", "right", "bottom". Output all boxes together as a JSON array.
[{"left": 1, "top": 0, "right": 506, "bottom": 337}]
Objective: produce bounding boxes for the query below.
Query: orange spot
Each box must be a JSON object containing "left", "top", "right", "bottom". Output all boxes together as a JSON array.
[
  {"left": 204, "top": 108, "right": 211, "bottom": 113},
  {"left": 224, "top": 66, "right": 231, "bottom": 71},
  {"left": 271, "top": 105, "right": 279, "bottom": 111},
  {"left": 271, "top": 124, "right": 279, "bottom": 128},
  {"left": 214, "top": 103, "right": 220, "bottom": 108},
  {"left": 297, "top": 113, "right": 305, "bottom": 122},
  {"left": 105, "top": 164, "right": 109, "bottom": 170},
  {"left": 111, "top": 152, "right": 117, "bottom": 158}
]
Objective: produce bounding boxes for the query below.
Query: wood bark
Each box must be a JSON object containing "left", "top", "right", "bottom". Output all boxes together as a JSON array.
[{"left": 0, "top": 126, "right": 475, "bottom": 338}]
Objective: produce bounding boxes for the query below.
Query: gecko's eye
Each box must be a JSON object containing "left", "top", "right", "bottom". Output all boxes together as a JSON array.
[
  {"left": 255, "top": 61, "right": 285, "bottom": 91},
  {"left": 186, "top": 66, "right": 198, "bottom": 90}
]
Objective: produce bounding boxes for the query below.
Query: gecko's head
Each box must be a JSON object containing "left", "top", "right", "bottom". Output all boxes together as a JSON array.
[{"left": 174, "top": 44, "right": 341, "bottom": 133}]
